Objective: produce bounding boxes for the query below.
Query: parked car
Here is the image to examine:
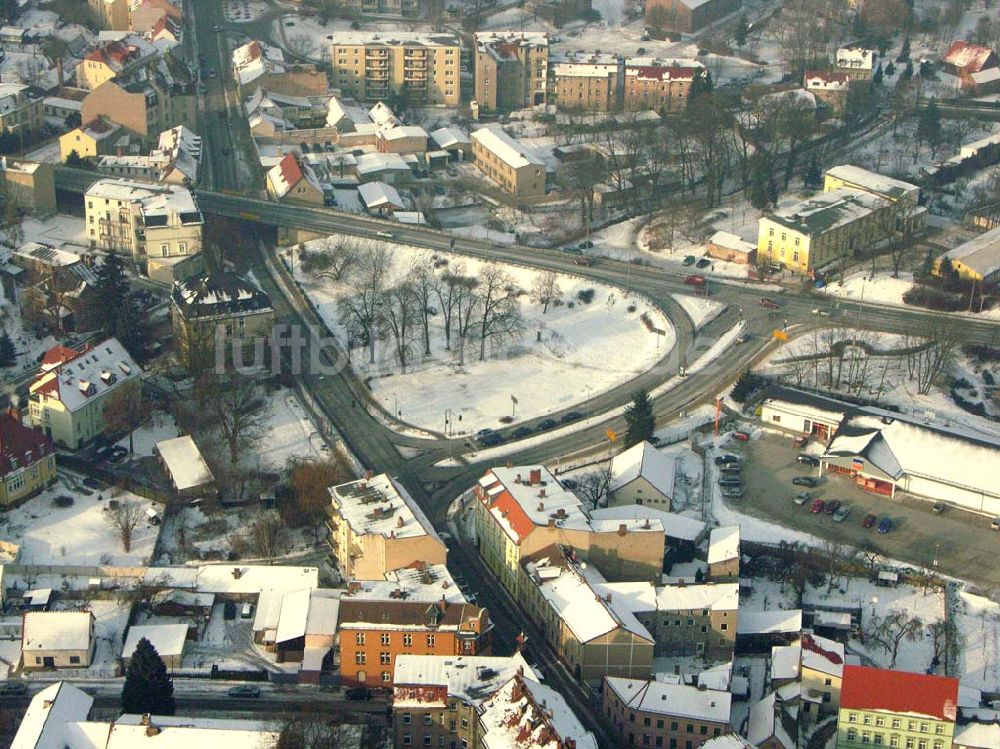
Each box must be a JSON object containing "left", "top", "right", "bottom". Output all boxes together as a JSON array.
[
  {"left": 107, "top": 446, "right": 128, "bottom": 464},
  {"left": 240, "top": 603, "right": 254, "bottom": 619},
  {"left": 345, "top": 687, "right": 371, "bottom": 701},
  {"left": 479, "top": 432, "right": 503, "bottom": 447},
  {"left": 513, "top": 426, "right": 533, "bottom": 439},
  {"left": 721, "top": 485, "right": 743, "bottom": 499},
  {"left": 476, "top": 428, "right": 495, "bottom": 439},
  {"left": 578, "top": 240, "right": 594, "bottom": 249},
  {"left": 833, "top": 505, "right": 851, "bottom": 523},
  {"left": 732, "top": 431, "right": 750, "bottom": 441},
  {"left": 228, "top": 685, "right": 260, "bottom": 698},
  {"left": 719, "top": 475, "right": 742, "bottom": 487},
  {"left": 797, "top": 455, "right": 820, "bottom": 467},
  {"left": 696, "top": 257, "right": 711, "bottom": 269},
  {"left": 714, "top": 454, "right": 739, "bottom": 466},
  {"left": 792, "top": 435, "right": 809, "bottom": 447},
  {"left": 759, "top": 297, "right": 780, "bottom": 309},
  {"left": 537, "top": 419, "right": 558, "bottom": 432},
  {"left": 682, "top": 255, "right": 696, "bottom": 266},
  {"left": 376, "top": 231, "right": 394, "bottom": 239},
  {"left": 223, "top": 601, "right": 237, "bottom": 620},
  {"left": 992, "top": 517, "right": 1000, "bottom": 531},
  {"left": 684, "top": 275, "right": 707, "bottom": 286},
  {"left": 931, "top": 502, "right": 946, "bottom": 514},
  {"left": 792, "top": 476, "right": 818, "bottom": 488},
  {"left": 862, "top": 513, "right": 877, "bottom": 529},
  {"left": 574, "top": 257, "right": 594, "bottom": 267},
  {"left": 823, "top": 499, "right": 842, "bottom": 515},
  {"left": 793, "top": 492, "right": 811, "bottom": 506},
  {"left": 878, "top": 517, "right": 893, "bottom": 534},
  {"left": 720, "top": 464, "right": 741, "bottom": 475},
  {"left": 810, "top": 499, "right": 825, "bottom": 513},
  {"left": 83, "top": 477, "right": 105, "bottom": 491},
  {"left": 560, "top": 411, "right": 582, "bottom": 423},
  {"left": 562, "top": 246, "right": 583, "bottom": 255},
  {"left": 560, "top": 478, "right": 578, "bottom": 489},
  {"left": 811, "top": 308, "right": 830, "bottom": 317},
  {"left": 736, "top": 333, "right": 752, "bottom": 344},
  {"left": 0, "top": 680, "right": 27, "bottom": 696}
]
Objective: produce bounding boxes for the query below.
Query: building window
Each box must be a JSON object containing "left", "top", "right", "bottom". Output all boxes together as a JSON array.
[
  {"left": 355, "top": 652, "right": 366, "bottom": 665},
  {"left": 847, "top": 730, "right": 857, "bottom": 742},
  {"left": 423, "top": 715, "right": 432, "bottom": 726},
  {"left": 382, "top": 633, "right": 391, "bottom": 646},
  {"left": 380, "top": 652, "right": 391, "bottom": 665},
  {"left": 427, "top": 634, "right": 436, "bottom": 647},
  {"left": 69, "top": 656, "right": 80, "bottom": 664},
  {"left": 403, "top": 735, "right": 411, "bottom": 746},
  {"left": 864, "top": 715, "right": 872, "bottom": 725},
  {"left": 876, "top": 717, "right": 885, "bottom": 727},
  {"left": 934, "top": 726, "right": 944, "bottom": 736},
  {"left": 874, "top": 735, "right": 883, "bottom": 746},
  {"left": 892, "top": 720, "right": 900, "bottom": 730},
  {"left": 403, "top": 714, "right": 411, "bottom": 725},
  {"left": 919, "top": 724, "right": 928, "bottom": 734},
  {"left": 890, "top": 736, "right": 899, "bottom": 748},
  {"left": 404, "top": 633, "right": 413, "bottom": 647},
  {"left": 356, "top": 633, "right": 365, "bottom": 645}
]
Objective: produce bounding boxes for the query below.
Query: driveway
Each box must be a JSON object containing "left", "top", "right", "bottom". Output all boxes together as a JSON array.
[{"left": 732, "top": 432, "right": 1000, "bottom": 587}]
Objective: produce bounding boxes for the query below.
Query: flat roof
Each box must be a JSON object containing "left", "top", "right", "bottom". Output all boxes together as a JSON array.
[
  {"left": 330, "top": 31, "right": 459, "bottom": 48},
  {"left": 605, "top": 677, "right": 732, "bottom": 722},
  {"left": 330, "top": 474, "right": 440, "bottom": 542}
]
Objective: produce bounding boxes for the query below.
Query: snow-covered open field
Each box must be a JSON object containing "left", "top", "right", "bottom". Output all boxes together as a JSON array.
[
  {"left": 261, "top": 387, "right": 333, "bottom": 469},
  {"left": 285, "top": 237, "right": 673, "bottom": 433}
]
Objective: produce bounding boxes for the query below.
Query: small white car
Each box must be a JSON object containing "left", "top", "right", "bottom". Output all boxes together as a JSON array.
[{"left": 811, "top": 308, "right": 830, "bottom": 317}]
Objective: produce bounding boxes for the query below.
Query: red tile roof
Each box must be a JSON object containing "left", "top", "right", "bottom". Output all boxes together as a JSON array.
[
  {"left": 40, "top": 343, "right": 84, "bottom": 372},
  {"left": 943, "top": 41, "right": 997, "bottom": 74},
  {"left": 840, "top": 666, "right": 958, "bottom": 722},
  {"left": 0, "top": 413, "right": 53, "bottom": 477}
]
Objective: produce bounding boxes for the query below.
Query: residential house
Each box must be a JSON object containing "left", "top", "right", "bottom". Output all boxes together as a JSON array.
[
  {"left": 0, "top": 158, "right": 55, "bottom": 217},
  {"left": 28, "top": 338, "right": 142, "bottom": 448},
  {"left": 337, "top": 598, "right": 492, "bottom": 686},
  {"left": 376, "top": 124, "right": 429, "bottom": 155},
  {"left": 477, "top": 673, "right": 599, "bottom": 749},
  {"left": 471, "top": 126, "right": 546, "bottom": 199},
  {"left": 8, "top": 682, "right": 94, "bottom": 748},
  {"left": 156, "top": 435, "right": 216, "bottom": 499},
  {"left": 521, "top": 545, "right": 655, "bottom": 682},
  {"left": 355, "top": 152, "right": 412, "bottom": 184},
  {"left": 329, "top": 32, "right": 461, "bottom": 107},
  {"left": 266, "top": 153, "right": 324, "bottom": 205},
  {"left": 748, "top": 685, "right": 800, "bottom": 749},
  {"left": 823, "top": 165, "right": 920, "bottom": 205},
  {"left": 473, "top": 31, "right": 549, "bottom": 113},
  {"left": 836, "top": 666, "right": 959, "bottom": 749},
  {"left": 835, "top": 46, "right": 876, "bottom": 80},
  {"left": 803, "top": 70, "right": 851, "bottom": 113},
  {"left": 343, "top": 0, "right": 420, "bottom": 18},
  {"left": 650, "top": 583, "right": 740, "bottom": 658},
  {"left": 252, "top": 588, "right": 339, "bottom": 682},
  {"left": 608, "top": 439, "right": 675, "bottom": 509},
  {"left": 391, "top": 654, "right": 534, "bottom": 749},
  {"left": 59, "top": 117, "right": 126, "bottom": 162},
  {"left": 623, "top": 58, "right": 703, "bottom": 113},
  {"left": 130, "top": 0, "right": 183, "bottom": 37},
  {"left": 88, "top": 0, "right": 131, "bottom": 30},
  {"left": 0, "top": 412, "right": 56, "bottom": 507},
  {"left": 97, "top": 124, "right": 201, "bottom": 185},
  {"left": 935, "top": 226, "right": 1000, "bottom": 285},
  {"left": 941, "top": 41, "right": 997, "bottom": 87},
  {"left": 120, "top": 623, "right": 187, "bottom": 669},
  {"left": 707, "top": 230, "right": 756, "bottom": 265},
  {"left": 326, "top": 473, "right": 447, "bottom": 580},
  {"left": 770, "top": 633, "right": 845, "bottom": 722},
  {"left": 232, "top": 40, "right": 327, "bottom": 96},
  {"left": 0, "top": 83, "right": 44, "bottom": 134},
  {"left": 603, "top": 677, "right": 733, "bottom": 749},
  {"left": 643, "top": 0, "right": 742, "bottom": 34},
  {"left": 358, "top": 181, "right": 405, "bottom": 216},
  {"left": 706, "top": 526, "right": 739, "bottom": 582},
  {"left": 550, "top": 51, "right": 622, "bottom": 112},
  {"left": 429, "top": 126, "right": 470, "bottom": 160},
  {"left": 170, "top": 271, "right": 274, "bottom": 369},
  {"left": 473, "top": 465, "right": 665, "bottom": 600},
  {"left": 76, "top": 36, "right": 158, "bottom": 91},
  {"left": 21, "top": 611, "right": 95, "bottom": 670}
]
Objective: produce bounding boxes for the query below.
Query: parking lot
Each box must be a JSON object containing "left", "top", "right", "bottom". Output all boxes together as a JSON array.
[{"left": 731, "top": 431, "right": 1000, "bottom": 587}]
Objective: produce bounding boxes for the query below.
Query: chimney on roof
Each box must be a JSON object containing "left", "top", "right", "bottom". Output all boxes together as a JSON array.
[
  {"left": 547, "top": 518, "right": 555, "bottom": 528},
  {"left": 643, "top": 518, "right": 651, "bottom": 530},
  {"left": 515, "top": 631, "right": 526, "bottom": 652},
  {"left": 365, "top": 469, "right": 374, "bottom": 479},
  {"left": 141, "top": 714, "right": 151, "bottom": 726},
  {"left": 347, "top": 581, "right": 361, "bottom": 595},
  {"left": 537, "top": 501, "right": 544, "bottom": 511},
  {"left": 56, "top": 58, "right": 64, "bottom": 91},
  {"left": 618, "top": 523, "right": 628, "bottom": 536},
  {"left": 515, "top": 473, "right": 522, "bottom": 483},
  {"left": 231, "top": 568, "right": 242, "bottom": 579},
  {"left": 506, "top": 460, "right": 514, "bottom": 469},
  {"left": 539, "top": 488, "right": 546, "bottom": 498},
  {"left": 604, "top": 592, "right": 612, "bottom": 604},
  {"left": 529, "top": 468, "right": 542, "bottom": 485},
  {"left": 42, "top": 699, "right": 53, "bottom": 709},
  {"left": 145, "top": 725, "right": 161, "bottom": 737},
  {"left": 697, "top": 683, "right": 707, "bottom": 691},
  {"left": 396, "top": 515, "right": 404, "bottom": 528}
]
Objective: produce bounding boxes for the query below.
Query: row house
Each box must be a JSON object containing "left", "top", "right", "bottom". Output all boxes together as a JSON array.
[{"left": 473, "top": 31, "right": 549, "bottom": 113}]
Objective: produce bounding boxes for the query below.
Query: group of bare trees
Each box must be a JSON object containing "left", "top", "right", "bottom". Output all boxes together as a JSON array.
[{"left": 334, "top": 245, "right": 532, "bottom": 370}]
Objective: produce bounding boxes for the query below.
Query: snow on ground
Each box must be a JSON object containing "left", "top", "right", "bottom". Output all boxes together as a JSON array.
[
  {"left": 0, "top": 475, "right": 160, "bottom": 566},
  {"left": 955, "top": 590, "right": 1000, "bottom": 693},
  {"left": 115, "top": 411, "right": 180, "bottom": 458},
  {"left": 671, "top": 293, "right": 725, "bottom": 330},
  {"left": 260, "top": 387, "right": 332, "bottom": 470},
  {"left": 24, "top": 138, "right": 61, "bottom": 164},
  {"left": 818, "top": 272, "right": 914, "bottom": 308},
  {"left": 286, "top": 238, "right": 672, "bottom": 432}
]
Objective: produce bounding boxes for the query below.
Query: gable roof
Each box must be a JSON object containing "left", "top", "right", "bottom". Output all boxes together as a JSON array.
[
  {"left": 707, "top": 525, "right": 739, "bottom": 565},
  {"left": 22, "top": 611, "right": 92, "bottom": 652},
  {"left": 11, "top": 682, "right": 93, "bottom": 749},
  {"left": 610, "top": 440, "right": 676, "bottom": 499},
  {"left": 605, "top": 677, "right": 732, "bottom": 722},
  {"left": 942, "top": 41, "right": 996, "bottom": 73},
  {"left": 0, "top": 414, "right": 53, "bottom": 476},
  {"left": 121, "top": 623, "right": 188, "bottom": 659},
  {"left": 840, "top": 665, "right": 958, "bottom": 721}
]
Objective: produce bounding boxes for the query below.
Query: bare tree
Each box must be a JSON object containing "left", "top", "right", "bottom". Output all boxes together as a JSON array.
[
  {"left": 197, "top": 373, "right": 270, "bottom": 475},
  {"left": 926, "top": 619, "right": 961, "bottom": 673},
  {"left": 574, "top": 465, "right": 613, "bottom": 508},
  {"left": 246, "top": 511, "right": 285, "bottom": 565},
  {"left": 408, "top": 263, "right": 437, "bottom": 357},
  {"left": 453, "top": 273, "right": 480, "bottom": 366},
  {"left": 302, "top": 239, "right": 360, "bottom": 281},
  {"left": 821, "top": 539, "right": 853, "bottom": 593},
  {"left": 338, "top": 246, "right": 389, "bottom": 364},
  {"left": 273, "top": 706, "right": 355, "bottom": 749},
  {"left": 104, "top": 383, "right": 151, "bottom": 457},
  {"left": 104, "top": 500, "right": 144, "bottom": 553},
  {"left": 858, "top": 542, "right": 883, "bottom": 580},
  {"left": 869, "top": 608, "right": 924, "bottom": 668},
  {"left": 915, "top": 318, "right": 962, "bottom": 394},
  {"left": 380, "top": 281, "right": 419, "bottom": 371},
  {"left": 530, "top": 271, "right": 562, "bottom": 314},
  {"left": 436, "top": 266, "right": 465, "bottom": 351},
  {"left": 476, "top": 264, "right": 524, "bottom": 361}
]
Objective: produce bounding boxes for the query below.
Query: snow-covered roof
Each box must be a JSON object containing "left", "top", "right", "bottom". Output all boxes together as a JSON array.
[
  {"left": 11, "top": 682, "right": 93, "bottom": 749},
  {"left": 343, "top": 563, "right": 466, "bottom": 604},
  {"left": 804, "top": 70, "right": 850, "bottom": 90},
  {"left": 30, "top": 337, "right": 141, "bottom": 415},
  {"left": 395, "top": 211, "right": 426, "bottom": 225},
  {"left": 551, "top": 51, "right": 620, "bottom": 77},
  {"left": 379, "top": 124, "right": 428, "bottom": 142},
  {"left": 699, "top": 735, "right": 755, "bottom": 749},
  {"left": 145, "top": 565, "right": 319, "bottom": 594},
  {"left": 709, "top": 230, "right": 755, "bottom": 254},
  {"left": 358, "top": 180, "right": 404, "bottom": 210},
  {"left": 737, "top": 609, "right": 802, "bottom": 634},
  {"left": 590, "top": 505, "right": 705, "bottom": 542},
  {"left": 22, "top": 611, "right": 92, "bottom": 652},
  {"left": 75, "top": 715, "right": 278, "bottom": 749},
  {"left": 172, "top": 272, "right": 271, "bottom": 317},
  {"left": 825, "top": 164, "right": 919, "bottom": 201},
  {"left": 331, "top": 31, "right": 460, "bottom": 48},
  {"left": 605, "top": 677, "right": 732, "bottom": 722},
  {"left": 471, "top": 126, "right": 543, "bottom": 169},
  {"left": 156, "top": 435, "right": 214, "bottom": 492},
  {"left": 836, "top": 46, "right": 875, "bottom": 70},
  {"left": 330, "top": 474, "right": 441, "bottom": 542},
  {"left": 430, "top": 126, "right": 469, "bottom": 150},
  {"left": 231, "top": 39, "right": 285, "bottom": 86},
  {"left": 609, "top": 440, "right": 676, "bottom": 499},
  {"left": 800, "top": 633, "right": 845, "bottom": 678},
  {"left": 121, "top": 623, "right": 187, "bottom": 659},
  {"left": 478, "top": 466, "right": 591, "bottom": 542},
  {"left": 763, "top": 187, "right": 881, "bottom": 237},
  {"left": 942, "top": 41, "right": 996, "bottom": 73},
  {"left": 393, "top": 654, "right": 534, "bottom": 708},
  {"left": 707, "top": 526, "right": 739, "bottom": 565},
  {"left": 13, "top": 242, "right": 79, "bottom": 268},
  {"left": 474, "top": 30, "right": 548, "bottom": 58},
  {"left": 656, "top": 583, "right": 739, "bottom": 612},
  {"left": 771, "top": 643, "right": 800, "bottom": 681},
  {"left": 955, "top": 719, "right": 1000, "bottom": 749},
  {"left": 151, "top": 124, "right": 201, "bottom": 183},
  {"left": 524, "top": 548, "right": 653, "bottom": 644},
  {"left": 941, "top": 226, "right": 1000, "bottom": 280},
  {"left": 267, "top": 153, "right": 315, "bottom": 199},
  {"left": 355, "top": 151, "right": 410, "bottom": 176},
  {"left": 478, "top": 675, "right": 597, "bottom": 749},
  {"left": 86, "top": 179, "right": 201, "bottom": 220},
  {"left": 747, "top": 686, "right": 798, "bottom": 749}
]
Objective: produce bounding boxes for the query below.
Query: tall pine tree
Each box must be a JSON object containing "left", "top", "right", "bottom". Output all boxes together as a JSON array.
[
  {"left": 624, "top": 390, "right": 656, "bottom": 447},
  {"left": 121, "top": 638, "right": 175, "bottom": 715},
  {"left": 92, "top": 253, "right": 144, "bottom": 361},
  {"left": 0, "top": 331, "right": 14, "bottom": 367}
]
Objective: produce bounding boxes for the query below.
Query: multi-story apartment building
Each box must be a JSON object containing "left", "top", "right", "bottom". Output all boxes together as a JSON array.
[
  {"left": 0, "top": 158, "right": 56, "bottom": 217},
  {"left": 84, "top": 179, "right": 204, "bottom": 277},
  {"left": 771, "top": 634, "right": 845, "bottom": 723},
  {"left": 603, "top": 677, "right": 733, "bottom": 749},
  {"left": 623, "top": 58, "right": 703, "bottom": 112},
  {"left": 28, "top": 338, "right": 142, "bottom": 448},
  {"left": 644, "top": 0, "right": 742, "bottom": 34},
  {"left": 77, "top": 36, "right": 158, "bottom": 91},
  {"left": 706, "top": 526, "right": 739, "bottom": 582},
  {"left": 171, "top": 272, "right": 274, "bottom": 369},
  {"left": 472, "top": 465, "right": 665, "bottom": 600},
  {"left": 337, "top": 598, "right": 492, "bottom": 687},
  {"left": 644, "top": 583, "right": 739, "bottom": 659},
  {"left": 473, "top": 31, "right": 549, "bottom": 113},
  {"left": 550, "top": 51, "right": 621, "bottom": 111},
  {"left": 80, "top": 58, "right": 196, "bottom": 144},
  {"left": 327, "top": 473, "right": 448, "bottom": 580},
  {"left": 470, "top": 126, "right": 546, "bottom": 200},
  {"left": 392, "top": 654, "right": 533, "bottom": 749},
  {"left": 836, "top": 666, "right": 958, "bottom": 749},
  {"left": 521, "top": 545, "right": 655, "bottom": 682},
  {"left": 0, "top": 84, "right": 44, "bottom": 134},
  {"left": 88, "top": 0, "right": 131, "bottom": 30},
  {"left": 329, "top": 33, "right": 461, "bottom": 107},
  {"left": 0, "top": 412, "right": 56, "bottom": 507}
]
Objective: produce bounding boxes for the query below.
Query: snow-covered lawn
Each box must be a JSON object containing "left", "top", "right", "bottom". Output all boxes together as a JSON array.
[
  {"left": 261, "top": 387, "right": 332, "bottom": 470},
  {"left": 0, "top": 478, "right": 160, "bottom": 566},
  {"left": 671, "top": 294, "right": 725, "bottom": 330},
  {"left": 955, "top": 590, "right": 1000, "bottom": 693},
  {"left": 286, "top": 237, "right": 673, "bottom": 433},
  {"left": 115, "top": 411, "right": 180, "bottom": 458}
]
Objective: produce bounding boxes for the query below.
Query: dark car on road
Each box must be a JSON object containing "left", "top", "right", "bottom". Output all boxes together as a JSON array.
[
  {"left": 797, "top": 455, "right": 820, "bottom": 466},
  {"left": 562, "top": 246, "right": 583, "bottom": 255},
  {"left": 696, "top": 257, "right": 711, "bottom": 269},
  {"left": 537, "top": 419, "right": 558, "bottom": 432},
  {"left": 228, "top": 685, "right": 260, "bottom": 698},
  {"left": 560, "top": 411, "right": 582, "bottom": 423},
  {"left": 792, "top": 476, "right": 818, "bottom": 488},
  {"left": 759, "top": 297, "right": 780, "bottom": 309},
  {"left": 478, "top": 432, "right": 503, "bottom": 447},
  {"left": 513, "top": 426, "right": 533, "bottom": 439}
]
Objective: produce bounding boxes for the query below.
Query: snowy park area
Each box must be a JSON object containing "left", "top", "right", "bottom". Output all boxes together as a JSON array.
[
  {"left": 0, "top": 476, "right": 160, "bottom": 566},
  {"left": 283, "top": 237, "right": 673, "bottom": 433},
  {"left": 260, "top": 387, "right": 333, "bottom": 470}
]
